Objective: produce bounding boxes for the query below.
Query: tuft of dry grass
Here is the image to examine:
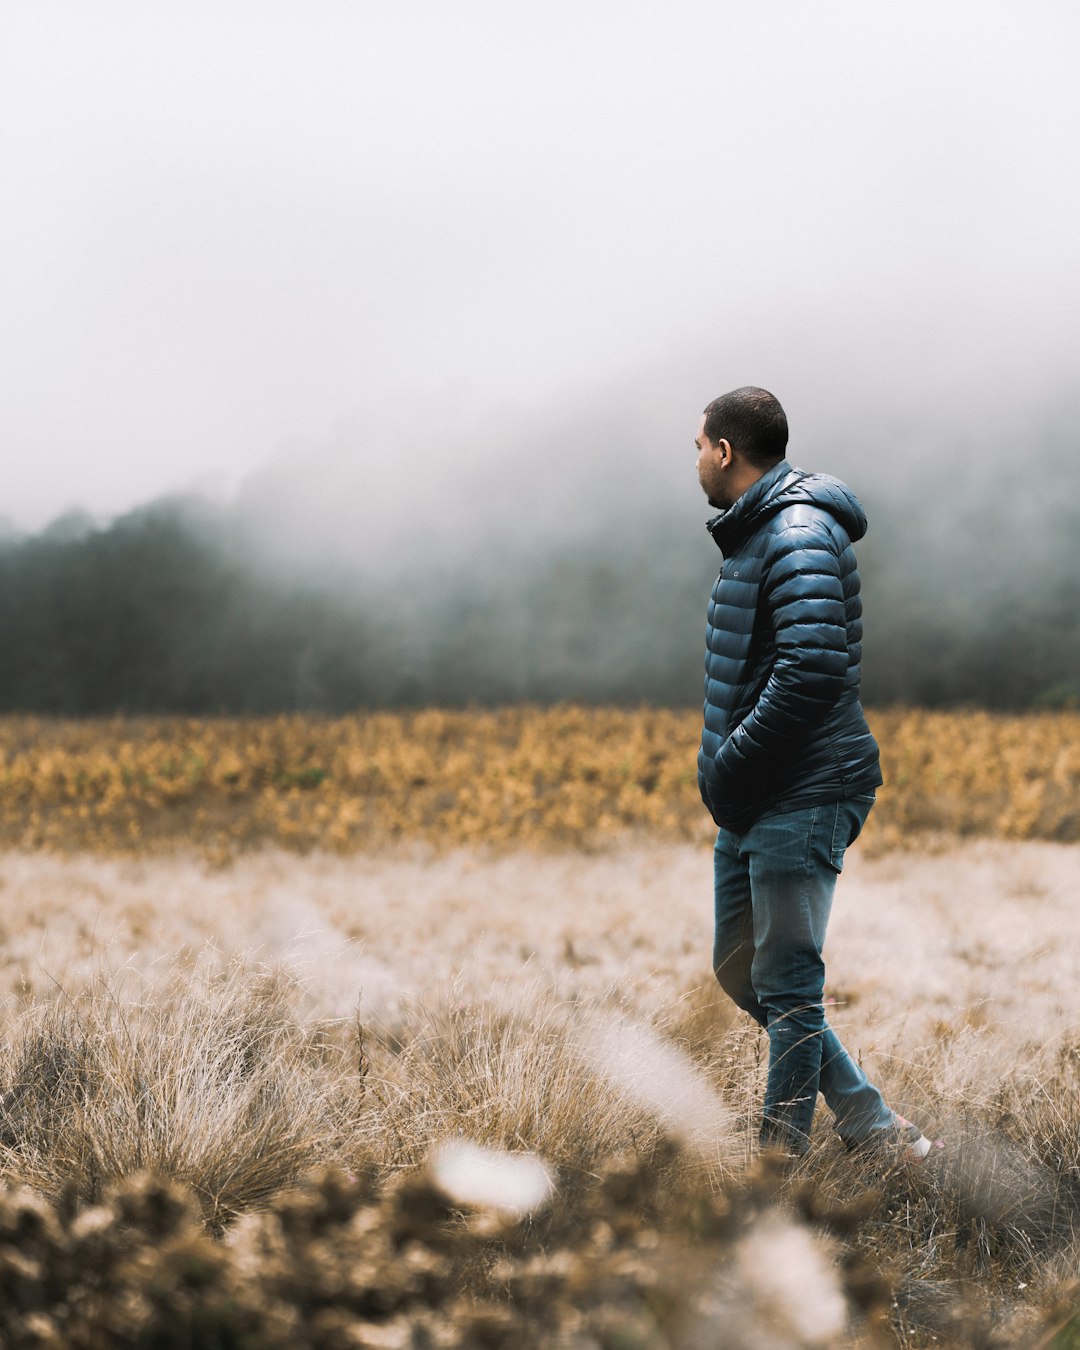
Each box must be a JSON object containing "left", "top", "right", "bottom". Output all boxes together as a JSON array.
[
  {"left": 355, "top": 992, "right": 671, "bottom": 1179},
  {"left": 0, "top": 962, "right": 360, "bottom": 1228}
]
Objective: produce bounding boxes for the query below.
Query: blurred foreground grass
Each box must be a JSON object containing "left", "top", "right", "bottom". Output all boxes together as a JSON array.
[
  {"left": 0, "top": 706, "right": 1077, "bottom": 855},
  {"left": 3, "top": 963, "right": 1080, "bottom": 1347}
]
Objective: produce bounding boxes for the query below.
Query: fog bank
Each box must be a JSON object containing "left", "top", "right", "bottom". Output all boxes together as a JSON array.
[{"left": 1, "top": 356, "right": 1076, "bottom": 713}]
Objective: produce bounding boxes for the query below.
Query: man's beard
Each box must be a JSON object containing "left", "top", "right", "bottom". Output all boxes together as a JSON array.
[{"left": 701, "top": 476, "right": 732, "bottom": 511}]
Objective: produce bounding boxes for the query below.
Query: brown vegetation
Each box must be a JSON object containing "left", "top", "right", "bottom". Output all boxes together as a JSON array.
[
  {"left": 0, "top": 707, "right": 1076, "bottom": 856},
  {"left": 0, "top": 710, "right": 1079, "bottom": 1344}
]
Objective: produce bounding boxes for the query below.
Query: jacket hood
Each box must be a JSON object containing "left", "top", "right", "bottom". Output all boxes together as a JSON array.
[{"left": 706, "top": 460, "right": 868, "bottom": 552}]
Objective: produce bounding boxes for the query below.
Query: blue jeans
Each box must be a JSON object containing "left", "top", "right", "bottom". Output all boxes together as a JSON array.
[{"left": 713, "top": 797, "right": 894, "bottom": 1155}]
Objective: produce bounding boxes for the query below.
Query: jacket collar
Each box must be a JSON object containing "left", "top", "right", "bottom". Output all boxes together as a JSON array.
[{"left": 705, "top": 458, "right": 792, "bottom": 553}]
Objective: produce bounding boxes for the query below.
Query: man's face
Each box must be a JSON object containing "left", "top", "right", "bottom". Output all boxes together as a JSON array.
[{"left": 695, "top": 415, "right": 732, "bottom": 509}]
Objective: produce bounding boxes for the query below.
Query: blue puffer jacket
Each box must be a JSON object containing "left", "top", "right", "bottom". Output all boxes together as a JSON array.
[{"left": 697, "top": 459, "right": 882, "bottom": 833}]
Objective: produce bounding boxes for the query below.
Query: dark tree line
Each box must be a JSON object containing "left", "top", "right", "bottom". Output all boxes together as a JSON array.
[
  {"left": 0, "top": 506, "right": 392, "bottom": 714},
  {"left": 0, "top": 497, "right": 1075, "bottom": 714}
]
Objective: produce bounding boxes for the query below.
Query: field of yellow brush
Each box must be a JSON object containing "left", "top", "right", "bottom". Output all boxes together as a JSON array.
[{"left": 0, "top": 707, "right": 1075, "bottom": 855}]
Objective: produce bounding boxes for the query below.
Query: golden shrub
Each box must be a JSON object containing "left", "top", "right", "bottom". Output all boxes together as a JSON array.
[{"left": 0, "top": 708, "right": 1074, "bottom": 855}]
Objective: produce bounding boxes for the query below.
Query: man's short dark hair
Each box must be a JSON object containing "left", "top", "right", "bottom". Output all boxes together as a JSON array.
[{"left": 702, "top": 387, "right": 788, "bottom": 468}]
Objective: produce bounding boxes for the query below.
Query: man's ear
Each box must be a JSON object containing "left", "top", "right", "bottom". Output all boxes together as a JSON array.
[{"left": 717, "top": 438, "right": 732, "bottom": 465}]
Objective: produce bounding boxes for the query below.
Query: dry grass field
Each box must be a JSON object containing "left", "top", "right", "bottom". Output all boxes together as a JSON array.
[{"left": 1, "top": 709, "right": 1079, "bottom": 1347}]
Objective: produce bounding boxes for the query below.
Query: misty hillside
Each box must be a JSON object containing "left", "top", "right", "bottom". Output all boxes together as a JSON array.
[{"left": 0, "top": 445, "right": 1076, "bottom": 713}]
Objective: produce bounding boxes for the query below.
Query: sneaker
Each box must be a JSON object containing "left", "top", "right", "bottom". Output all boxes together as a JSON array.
[
  {"left": 846, "top": 1114, "right": 940, "bottom": 1163},
  {"left": 894, "top": 1115, "right": 934, "bottom": 1161}
]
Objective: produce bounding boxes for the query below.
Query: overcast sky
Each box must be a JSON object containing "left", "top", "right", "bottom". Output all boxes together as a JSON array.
[{"left": 3, "top": 0, "right": 1078, "bottom": 531}]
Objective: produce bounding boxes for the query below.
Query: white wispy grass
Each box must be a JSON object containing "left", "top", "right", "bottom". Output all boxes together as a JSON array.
[
  {"left": 429, "top": 1139, "right": 554, "bottom": 1217},
  {"left": 731, "top": 1210, "right": 848, "bottom": 1347},
  {"left": 578, "top": 1010, "right": 737, "bottom": 1168}
]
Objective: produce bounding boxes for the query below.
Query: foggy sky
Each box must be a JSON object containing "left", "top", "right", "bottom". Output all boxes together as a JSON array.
[{"left": 3, "top": 0, "right": 1079, "bottom": 535}]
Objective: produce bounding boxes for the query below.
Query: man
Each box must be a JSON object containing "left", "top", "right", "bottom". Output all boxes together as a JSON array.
[{"left": 695, "top": 385, "right": 931, "bottom": 1159}]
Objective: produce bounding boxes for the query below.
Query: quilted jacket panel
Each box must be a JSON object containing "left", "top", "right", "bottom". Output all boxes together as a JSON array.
[{"left": 697, "top": 459, "right": 882, "bottom": 832}]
